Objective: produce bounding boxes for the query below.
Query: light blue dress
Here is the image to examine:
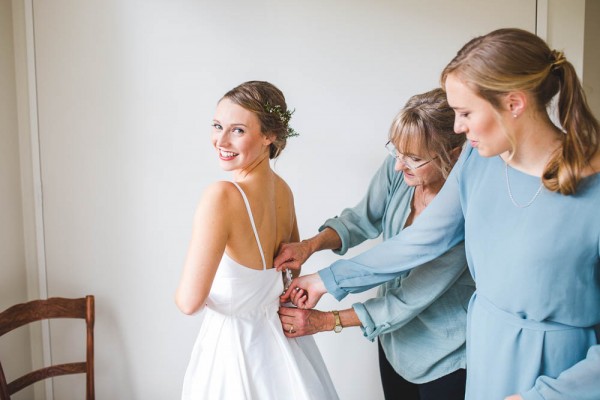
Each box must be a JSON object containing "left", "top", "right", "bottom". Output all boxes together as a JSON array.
[
  {"left": 319, "top": 145, "right": 600, "bottom": 400},
  {"left": 320, "top": 157, "right": 474, "bottom": 383}
]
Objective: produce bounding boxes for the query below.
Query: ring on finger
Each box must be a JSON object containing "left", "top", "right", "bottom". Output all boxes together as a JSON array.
[{"left": 289, "top": 324, "right": 295, "bottom": 333}]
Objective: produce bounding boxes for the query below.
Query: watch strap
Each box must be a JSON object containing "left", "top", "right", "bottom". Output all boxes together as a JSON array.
[{"left": 332, "top": 310, "right": 342, "bottom": 333}]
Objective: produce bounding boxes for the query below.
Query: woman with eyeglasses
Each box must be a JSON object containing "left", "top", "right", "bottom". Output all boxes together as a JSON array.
[{"left": 275, "top": 88, "right": 472, "bottom": 400}]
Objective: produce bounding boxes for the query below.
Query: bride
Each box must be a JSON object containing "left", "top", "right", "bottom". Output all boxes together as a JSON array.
[{"left": 176, "top": 81, "right": 338, "bottom": 399}]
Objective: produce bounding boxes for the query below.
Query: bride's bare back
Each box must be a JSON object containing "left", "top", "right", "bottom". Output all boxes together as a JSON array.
[{"left": 225, "top": 174, "right": 298, "bottom": 271}]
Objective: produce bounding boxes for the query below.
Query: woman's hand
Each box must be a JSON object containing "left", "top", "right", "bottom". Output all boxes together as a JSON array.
[
  {"left": 504, "top": 394, "right": 523, "bottom": 400},
  {"left": 274, "top": 241, "right": 312, "bottom": 272},
  {"left": 280, "top": 273, "right": 327, "bottom": 309},
  {"left": 278, "top": 307, "right": 332, "bottom": 337}
]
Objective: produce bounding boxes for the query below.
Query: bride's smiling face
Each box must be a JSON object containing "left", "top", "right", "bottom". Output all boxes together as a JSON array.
[{"left": 211, "top": 98, "right": 272, "bottom": 172}]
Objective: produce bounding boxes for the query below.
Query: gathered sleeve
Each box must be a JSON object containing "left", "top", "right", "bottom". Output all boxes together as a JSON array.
[
  {"left": 522, "top": 345, "right": 600, "bottom": 400},
  {"left": 319, "top": 147, "right": 468, "bottom": 301}
]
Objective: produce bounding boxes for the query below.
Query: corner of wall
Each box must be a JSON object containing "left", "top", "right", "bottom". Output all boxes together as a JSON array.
[{"left": 583, "top": 0, "right": 600, "bottom": 116}]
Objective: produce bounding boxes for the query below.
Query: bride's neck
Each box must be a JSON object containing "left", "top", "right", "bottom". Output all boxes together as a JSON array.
[{"left": 235, "top": 151, "right": 272, "bottom": 181}]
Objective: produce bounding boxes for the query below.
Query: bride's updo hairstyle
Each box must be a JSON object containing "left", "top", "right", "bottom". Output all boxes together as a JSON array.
[{"left": 221, "top": 81, "right": 297, "bottom": 159}]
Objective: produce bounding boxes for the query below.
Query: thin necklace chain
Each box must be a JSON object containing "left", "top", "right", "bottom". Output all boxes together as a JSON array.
[{"left": 504, "top": 162, "right": 544, "bottom": 208}]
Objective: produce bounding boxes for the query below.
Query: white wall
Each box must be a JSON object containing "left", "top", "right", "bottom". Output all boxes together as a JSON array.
[{"left": 7, "top": 1, "right": 542, "bottom": 399}]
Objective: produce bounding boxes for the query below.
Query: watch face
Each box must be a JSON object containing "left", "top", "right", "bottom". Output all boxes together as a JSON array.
[{"left": 334, "top": 325, "right": 342, "bottom": 333}]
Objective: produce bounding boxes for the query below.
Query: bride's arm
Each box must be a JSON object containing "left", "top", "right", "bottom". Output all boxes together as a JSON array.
[{"left": 175, "top": 182, "right": 232, "bottom": 315}]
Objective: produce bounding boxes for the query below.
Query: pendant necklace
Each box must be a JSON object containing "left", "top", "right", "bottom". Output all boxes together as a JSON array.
[{"left": 504, "top": 161, "right": 544, "bottom": 208}]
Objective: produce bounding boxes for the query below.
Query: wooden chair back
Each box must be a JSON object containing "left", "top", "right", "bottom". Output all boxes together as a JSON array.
[{"left": 0, "top": 296, "right": 95, "bottom": 400}]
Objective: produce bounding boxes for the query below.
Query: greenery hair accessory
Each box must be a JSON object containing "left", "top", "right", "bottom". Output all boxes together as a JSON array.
[{"left": 265, "top": 103, "right": 300, "bottom": 139}]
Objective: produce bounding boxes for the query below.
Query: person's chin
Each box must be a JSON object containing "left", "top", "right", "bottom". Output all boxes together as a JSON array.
[
  {"left": 403, "top": 175, "right": 419, "bottom": 186},
  {"left": 218, "top": 160, "right": 238, "bottom": 171},
  {"left": 476, "top": 147, "right": 499, "bottom": 158}
]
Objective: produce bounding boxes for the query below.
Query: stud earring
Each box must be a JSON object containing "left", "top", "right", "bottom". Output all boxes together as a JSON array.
[{"left": 512, "top": 114, "right": 518, "bottom": 118}]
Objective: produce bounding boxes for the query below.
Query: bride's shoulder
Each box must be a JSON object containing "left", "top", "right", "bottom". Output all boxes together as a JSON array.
[
  {"left": 197, "top": 181, "right": 243, "bottom": 211},
  {"left": 202, "top": 180, "right": 239, "bottom": 196}
]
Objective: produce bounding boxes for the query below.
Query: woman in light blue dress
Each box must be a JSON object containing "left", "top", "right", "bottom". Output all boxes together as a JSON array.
[{"left": 283, "top": 28, "right": 600, "bottom": 400}]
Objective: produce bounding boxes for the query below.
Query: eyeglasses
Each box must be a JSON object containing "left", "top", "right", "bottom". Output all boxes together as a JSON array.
[{"left": 385, "top": 141, "right": 437, "bottom": 170}]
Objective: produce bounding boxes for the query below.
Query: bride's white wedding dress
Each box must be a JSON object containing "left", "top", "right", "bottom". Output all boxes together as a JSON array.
[{"left": 182, "top": 182, "right": 339, "bottom": 399}]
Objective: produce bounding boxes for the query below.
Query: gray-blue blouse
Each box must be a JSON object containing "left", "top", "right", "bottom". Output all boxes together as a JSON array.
[{"left": 320, "top": 156, "right": 474, "bottom": 383}]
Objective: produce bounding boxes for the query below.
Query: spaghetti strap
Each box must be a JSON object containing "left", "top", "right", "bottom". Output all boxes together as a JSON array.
[{"left": 231, "top": 182, "right": 268, "bottom": 270}]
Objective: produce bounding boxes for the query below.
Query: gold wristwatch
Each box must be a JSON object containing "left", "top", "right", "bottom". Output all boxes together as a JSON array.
[{"left": 332, "top": 310, "right": 343, "bottom": 333}]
